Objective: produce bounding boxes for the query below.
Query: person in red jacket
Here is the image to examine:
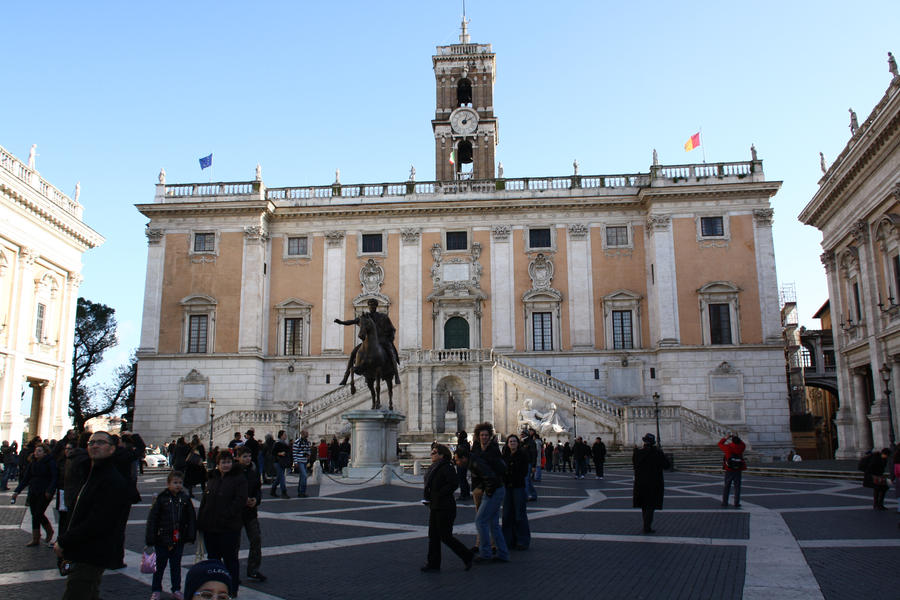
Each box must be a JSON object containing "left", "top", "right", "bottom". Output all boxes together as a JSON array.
[{"left": 719, "top": 434, "right": 746, "bottom": 508}]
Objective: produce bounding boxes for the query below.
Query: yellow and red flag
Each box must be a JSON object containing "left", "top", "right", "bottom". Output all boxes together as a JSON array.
[{"left": 684, "top": 132, "right": 701, "bottom": 152}]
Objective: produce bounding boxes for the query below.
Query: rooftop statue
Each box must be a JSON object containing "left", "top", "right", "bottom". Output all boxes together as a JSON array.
[
  {"left": 158, "top": 168, "right": 166, "bottom": 184},
  {"left": 819, "top": 152, "right": 827, "bottom": 175},
  {"left": 889, "top": 52, "right": 898, "bottom": 78},
  {"left": 28, "top": 144, "right": 36, "bottom": 170},
  {"left": 849, "top": 108, "right": 859, "bottom": 135}
]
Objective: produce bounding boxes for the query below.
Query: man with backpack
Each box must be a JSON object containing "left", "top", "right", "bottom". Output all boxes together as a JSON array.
[{"left": 719, "top": 434, "right": 746, "bottom": 508}]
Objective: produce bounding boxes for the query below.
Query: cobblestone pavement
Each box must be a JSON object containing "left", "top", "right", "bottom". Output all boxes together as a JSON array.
[{"left": 0, "top": 468, "right": 897, "bottom": 599}]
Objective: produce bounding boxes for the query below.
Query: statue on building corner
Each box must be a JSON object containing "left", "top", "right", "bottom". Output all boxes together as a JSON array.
[
  {"left": 573, "top": 159, "right": 579, "bottom": 176},
  {"left": 158, "top": 168, "right": 166, "bottom": 184},
  {"left": 497, "top": 162, "right": 504, "bottom": 178},
  {"left": 652, "top": 149, "right": 659, "bottom": 166},
  {"left": 255, "top": 163, "right": 262, "bottom": 181},
  {"left": 334, "top": 168, "right": 341, "bottom": 184},
  {"left": 889, "top": 52, "right": 898, "bottom": 78},
  {"left": 819, "top": 152, "right": 827, "bottom": 175},
  {"left": 74, "top": 182, "right": 80, "bottom": 202},
  {"left": 750, "top": 144, "right": 757, "bottom": 161},
  {"left": 848, "top": 108, "right": 859, "bottom": 135},
  {"left": 28, "top": 144, "right": 36, "bottom": 170},
  {"left": 409, "top": 164, "right": 415, "bottom": 182}
]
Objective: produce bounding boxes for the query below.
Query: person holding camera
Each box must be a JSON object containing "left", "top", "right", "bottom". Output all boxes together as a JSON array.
[{"left": 719, "top": 433, "right": 747, "bottom": 508}]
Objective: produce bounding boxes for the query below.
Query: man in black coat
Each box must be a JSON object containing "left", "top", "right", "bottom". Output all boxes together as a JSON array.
[
  {"left": 237, "top": 447, "right": 267, "bottom": 582},
  {"left": 455, "top": 431, "right": 471, "bottom": 500},
  {"left": 592, "top": 437, "right": 607, "bottom": 479},
  {"left": 54, "top": 430, "right": 132, "bottom": 599},
  {"left": 632, "top": 433, "right": 671, "bottom": 534}
]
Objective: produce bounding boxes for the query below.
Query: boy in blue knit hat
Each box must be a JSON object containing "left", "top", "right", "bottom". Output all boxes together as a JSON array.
[{"left": 183, "top": 559, "right": 232, "bottom": 599}]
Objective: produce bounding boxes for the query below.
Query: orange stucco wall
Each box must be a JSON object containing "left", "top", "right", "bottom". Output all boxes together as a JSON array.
[
  {"left": 158, "top": 232, "right": 244, "bottom": 353},
  {"left": 267, "top": 235, "right": 325, "bottom": 356},
  {"left": 673, "top": 214, "right": 762, "bottom": 345},
  {"left": 590, "top": 223, "right": 649, "bottom": 349}
]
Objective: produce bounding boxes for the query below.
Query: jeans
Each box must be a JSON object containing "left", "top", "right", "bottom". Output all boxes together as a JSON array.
[
  {"left": 0, "top": 466, "right": 12, "bottom": 490},
  {"left": 534, "top": 465, "right": 542, "bottom": 482},
  {"left": 244, "top": 518, "right": 262, "bottom": 575},
  {"left": 63, "top": 562, "right": 105, "bottom": 600},
  {"left": 296, "top": 462, "right": 308, "bottom": 495},
  {"left": 204, "top": 530, "right": 241, "bottom": 595},
  {"left": 525, "top": 468, "right": 537, "bottom": 500},
  {"left": 722, "top": 470, "right": 742, "bottom": 505},
  {"left": 271, "top": 463, "right": 287, "bottom": 495},
  {"left": 256, "top": 451, "right": 265, "bottom": 480},
  {"left": 501, "top": 487, "right": 530, "bottom": 549},
  {"left": 575, "top": 458, "right": 587, "bottom": 478},
  {"left": 475, "top": 487, "right": 509, "bottom": 560},
  {"left": 151, "top": 543, "right": 184, "bottom": 592},
  {"left": 426, "top": 506, "right": 471, "bottom": 568}
]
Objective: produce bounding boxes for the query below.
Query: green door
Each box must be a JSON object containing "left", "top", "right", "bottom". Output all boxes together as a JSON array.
[{"left": 444, "top": 317, "right": 469, "bottom": 349}]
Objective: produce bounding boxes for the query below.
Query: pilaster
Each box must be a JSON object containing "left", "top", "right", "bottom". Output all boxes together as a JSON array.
[
  {"left": 238, "top": 225, "right": 269, "bottom": 353},
  {"left": 646, "top": 215, "right": 680, "bottom": 346},
  {"left": 139, "top": 229, "right": 166, "bottom": 352},
  {"left": 566, "top": 223, "right": 594, "bottom": 349},
  {"left": 322, "top": 231, "right": 346, "bottom": 353},
  {"left": 490, "top": 224, "right": 515, "bottom": 351},
  {"left": 752, "top": 209, "right": 781, "bottom": 343},
  {"left": 398, "top": 228, "right": 422, "bottom": 350}
]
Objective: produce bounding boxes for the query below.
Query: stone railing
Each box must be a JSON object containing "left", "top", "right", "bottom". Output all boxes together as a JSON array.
[
  {"left": 183, "top": 409, "right": 289, "bottom": 443},
  {"left": 436, "top": 43, "right": 492, "bottom": 56},
  {"left": 156, "top": 160, "right": 760, "bottom": 205},
  {"left": 491, "top": 353, "right": 624, "bottom": 421},
  {"left": 300, "top": 382, "right": 361, "bottom": 424},
  {"left": 407, "top": 348, "right": 493, "bottom": 364},
  {"left": 677, "top": 405, "right": 731, "bottom": 437},
  {"left": 0, "top": 144, "right": 83, "bottom": 218}
]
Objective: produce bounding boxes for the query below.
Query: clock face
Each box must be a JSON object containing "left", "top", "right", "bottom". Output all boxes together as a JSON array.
[{"left": 450, "top": 108, "right": 478, "bottom": 135}]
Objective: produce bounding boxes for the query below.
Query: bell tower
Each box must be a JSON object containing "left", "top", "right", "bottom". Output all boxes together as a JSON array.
[{"left": 432, "top": 17, "right": 498, "bottom": 182}]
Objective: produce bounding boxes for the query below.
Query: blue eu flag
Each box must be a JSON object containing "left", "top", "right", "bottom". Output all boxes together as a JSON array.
[{"left": 199, "top": 154, "right": 213, "bottom": 170}]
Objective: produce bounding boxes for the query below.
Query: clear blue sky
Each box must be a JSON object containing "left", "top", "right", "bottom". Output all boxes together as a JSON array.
[{"left": 2, "top": 1, "right": 897, "bottom": 382}]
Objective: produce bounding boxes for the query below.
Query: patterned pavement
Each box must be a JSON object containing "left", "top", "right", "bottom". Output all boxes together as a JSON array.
[{"left": 0, "top": 467, "right": 897, "bottom": 599}]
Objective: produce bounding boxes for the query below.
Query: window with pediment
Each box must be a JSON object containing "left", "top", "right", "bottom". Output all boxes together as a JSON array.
[
  {"left": 275, "top": 298, "right": 313, "bottom": 356},
  {"left": 698, "top": 282, "right": 741, "bottom": 345},
  {"left": 181, "top": 295, "right": 217, "bottom": 354},
  {"left": 602, "top": 289, "right": 643, "bottom": 350}
]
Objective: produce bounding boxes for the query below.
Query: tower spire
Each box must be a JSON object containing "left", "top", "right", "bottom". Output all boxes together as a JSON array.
[{"left": 459, "top": 0, "right": 470, "bottom": 43}]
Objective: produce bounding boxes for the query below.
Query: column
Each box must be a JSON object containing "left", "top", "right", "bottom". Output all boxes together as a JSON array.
[
  {"left": 321, "top": 231, "right": 346, "bottom": 353},
  {"left": 139, "top": 229, "right": 166, "bottom": 353},
  {"left": 852, "top": 368, "right": 873, "bottom": 451},
  {"left": 566, "top": 224, "right": 595, "bottom": 349},
  {"left": 238, "top": 225, "right": 268, "bottom": 353},
  {"left": 823, "top": 251, "right": 857, "bottom": 458},
  {"left": 752, "top": 209, "right": 781, "bottom": 343},
  {"left": 646, "top": 215, "right": 680, "bottom": 346},
  {"left": 490, "top": 224, "right": 515, "bottom": 351},
  {"left": 398, "top": 228, "right": 422, "bottom": 350}
]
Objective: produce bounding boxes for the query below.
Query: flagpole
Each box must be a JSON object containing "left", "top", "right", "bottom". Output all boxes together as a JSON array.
[{"left": 700, "top": 127, "right": 706, "bottom": 163}]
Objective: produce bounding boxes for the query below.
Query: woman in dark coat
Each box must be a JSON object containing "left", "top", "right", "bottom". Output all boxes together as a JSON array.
[
  {"left": 501, "top": 434, "right": 531, "bottom": 550},
  {"left": 12, "top": 443, "right": 58, "bottom": 546},
  {"left": 862, "top": 448, "right": 890, "bottom": 510},
  {"left": 198, "top": 450, "right": 248, "bottom": 597},
  {"left": 184, "top": 441, "right": 208, "bottom": 498},
  {"left": 421, "top": 444, "right": 473, "bottom": 572},
  {"left": 632, "top": 433, "right": 670, "bottom": 534}
]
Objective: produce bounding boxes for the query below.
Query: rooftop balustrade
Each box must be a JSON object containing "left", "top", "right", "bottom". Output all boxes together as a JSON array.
[{"left": 0, "top": 144, "right": 83, "bottom": 218}]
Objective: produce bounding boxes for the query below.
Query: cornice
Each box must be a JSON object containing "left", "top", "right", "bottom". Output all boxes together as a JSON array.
[
  {"left": 1, "top": 182, "right": 104, "bottom": 250},
  {"left": 637, "top": 181, "right": 782, "bottom": 204},
  {"left": 136, "top": 199, "right": 275, "bottom": 219}
]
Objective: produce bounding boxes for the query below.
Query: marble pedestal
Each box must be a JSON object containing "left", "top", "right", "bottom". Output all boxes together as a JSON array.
[
  {"left": 444, "top": 411, "right": 458, "bottom": 434},
  {"left": 342, "top": 409, "right": 406, "bottom": 479}
]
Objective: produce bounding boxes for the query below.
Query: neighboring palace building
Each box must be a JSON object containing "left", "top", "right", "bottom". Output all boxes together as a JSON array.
[
  {"left": 0, "top": 144, "right": 104, "bottom": 443},
  {"left": 135, "top": 23, "right": 791, "bottom": 459},
  {"left": 799, "top": 57, "right": 900, "bottom": 458}
]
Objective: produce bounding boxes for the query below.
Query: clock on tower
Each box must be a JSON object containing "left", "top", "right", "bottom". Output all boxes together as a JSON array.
[{"left": 431, "top": 18, "right": 498, "bottom": 182}]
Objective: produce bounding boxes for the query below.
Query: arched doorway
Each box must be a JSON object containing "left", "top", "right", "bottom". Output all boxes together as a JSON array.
[{"left": 444, "top": 317, "right": 469, "bottom": 349}]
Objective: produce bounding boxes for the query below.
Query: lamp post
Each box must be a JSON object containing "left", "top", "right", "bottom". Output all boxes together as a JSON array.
[
  {"left": 571, "top": 398, "right": 578, "bottom": 439},
  {"left": 652, "top": 392, "right": 661, "bottom": 448},
  {"left": 879, "top": 363, "right": 896, "bottom": 446},
  {"left": 208, "top": 397, "right": 216, "bottom": 447}
]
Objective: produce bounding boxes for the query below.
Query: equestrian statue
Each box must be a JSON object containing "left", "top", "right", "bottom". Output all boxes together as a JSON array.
[{"left": 334, "top": 298, "right": 401, "bottom": 410}]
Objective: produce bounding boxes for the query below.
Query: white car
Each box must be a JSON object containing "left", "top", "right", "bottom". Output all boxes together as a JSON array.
[{"left": 143, "top": 453, "right": 168, "bottom": 468}]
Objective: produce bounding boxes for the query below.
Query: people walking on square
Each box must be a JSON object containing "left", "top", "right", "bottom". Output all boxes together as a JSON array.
[
  {"left": 573, "top": 436, "right": 589, "bottom": 479},
  {"left": 553, "top": 441, "right": 562, "bottom": 472},
  {"left": 145, "top": 470, "right": 197, "bottom": 600},
  {"left": 466, "top": 422, "right": 509, "bottom": 563},
  {"left": 421, "top": 444, "right": 473, "bottom": 572},
  {"left": 719, "top": 434, "right": 746, "bottom": 507},
  {"left": 54, "top": 439, "right": 77, "bottom": 539},
  {"left": 318, "top": 438, "right": 329, "bottom": 473},
  {"left": 237, "top": 447, "right": 267, "bottom": 582},
  {"left": 184, "top": 440, "right": 207, "bottom": 499},
  {"left": 455, "top": 431, "right": 471, "bottom": 500},
  {"left": 227, "top": 432, "right": 243, "bottom": 450},
  {"left": 242, "top": 429, "right": 262, "bottom": 477},
  {"left": 263, "top": 433, "right": 275, "bottom": 483},
  {"left": 893, "top": 447, "right": 900, "bottom": 518},
  {"left": 522, "top": 428, "right": 539, "bottom": 500},
  {"left": 501, "top": 434, "right": 531, "bottom": 550},
  {"left": 862, "top": 448, "right": 891, "bottom": 510},
  {"left": 270, "top": 430, "right": 291, "bottom": 498},
  {"left": 1, "top": 440, "right": 17, "bottom": 490},
  {"left": 12, "top": 442, "right": 57, "bottom": 546},
  {"left": 292, "top": 430, "right": 311, "bottom": 498},
  {"left": 54, "top": 430, "right": 132, "bottom": 600},
  {"left": 562, "top": 441, "right": 572, "bottom": 472},
  {"left": 338, "top": 436, "right": 351, "bottom": 474},
  {"left": 197, "top": 450, "right": 248, "bottom": 597},
  {"left": 172, "top": 437, "right": 190, "bottom": 473},
  {"left": 592, "top": 437, "right": 607, "bottom": 479},
  {"left": 633, "top": 433, "right": 670, "bottom": 534}
]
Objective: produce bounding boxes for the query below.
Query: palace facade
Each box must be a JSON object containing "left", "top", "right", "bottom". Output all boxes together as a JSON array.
[
  {"left": 799, "top": 61, "right": 900, "bottom": 458},
  {"left": 134, "top": 25, "right": 791, "bottom": 458},
  {"left": 0, "top": 144, "right": 104, "bottom": 443}
]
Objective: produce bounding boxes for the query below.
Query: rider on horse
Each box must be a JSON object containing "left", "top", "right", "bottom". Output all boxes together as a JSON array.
[{"left": 334, "top": 298, "right": 401, "bottom": 386}]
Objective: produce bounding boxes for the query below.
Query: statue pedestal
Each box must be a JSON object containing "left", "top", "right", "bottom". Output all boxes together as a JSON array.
[
  {"left": 444, "top": 411, "right": 458, "bottom": 434},
  {"left": 342, "top": 409, "right": 406, "bottom": 479}
]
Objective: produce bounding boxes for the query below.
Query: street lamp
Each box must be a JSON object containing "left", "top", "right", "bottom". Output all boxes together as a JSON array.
[
  {"left": 879, "top": 363, "right": 896, "bottom": 446},
  {"left": 208, "top": 397, "right": 216, "bottom": 447},
  {"left": 571, "top": 398, "right": 578, "bottom": 438},
  {"left": 652, "top": 392, "right": 661, "bottom": 448}
]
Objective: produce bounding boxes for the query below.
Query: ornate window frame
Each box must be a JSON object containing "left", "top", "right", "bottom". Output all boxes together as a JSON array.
[
  {"left": 282, "top": 234, "right": 311, "bottom": 260},
  {"left": 602, "top": 289, "right": 642, "bottom": 349},
  {"left": 697, "top": 281, "right": 741, "bottom": 345},
  {"left": 875, "top": 213, "right": 900, "bottom": 308},
  {"left": 189, "top": 230, "right": 219, "bottom": 256},
  {"left": 525, "top": 225, "right": 556, "bottom": 253},
  {"left": 696, "top": 214, "right": 730, "bottom": 243},
  {"left": 602, "top": 223, "right": 633, "bottom": 250},
  {"left": 181, "top": 294, "right": 217, "bottom": 354},
  {"left": 275, "top": 298, "right": 312, "bottom": 356},
  {"left": 443, "top": 228, "right": 471, "bottom": 253},
  {"left": 358, "top": 231, "right": 387, "bottom": 257},
  {"left": 32, "top": 272, "right": 60, "bottom": 347}
]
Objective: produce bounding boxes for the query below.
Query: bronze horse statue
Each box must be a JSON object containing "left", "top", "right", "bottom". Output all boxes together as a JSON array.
[{"left": 349, "top": 312, "right": 394, "bottom": 410}]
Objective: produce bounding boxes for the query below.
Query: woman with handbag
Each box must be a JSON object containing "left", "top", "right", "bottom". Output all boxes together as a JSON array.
[
  {"left": 863, "top": 448, "right": 890, "bottom": 510},
  {"left": 421, "top": 444, "right": 473, "bottom": 572},
  {"left": 12, "top": 443, "right": 58, "bottom": 546}
]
